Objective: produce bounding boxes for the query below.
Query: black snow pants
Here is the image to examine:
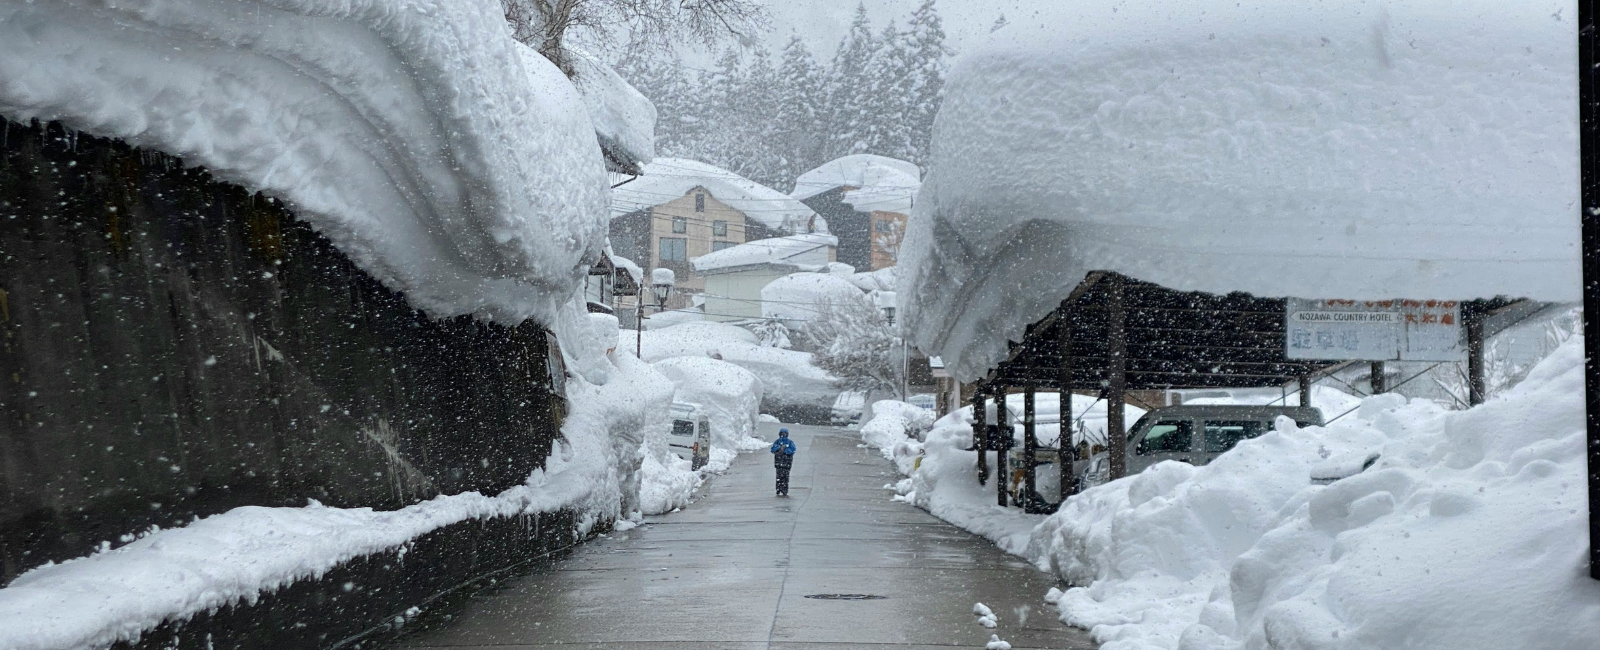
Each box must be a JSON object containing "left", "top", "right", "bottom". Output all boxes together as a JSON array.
[{"left": 774, "top": 454, "right": 793, "bottom": 495}]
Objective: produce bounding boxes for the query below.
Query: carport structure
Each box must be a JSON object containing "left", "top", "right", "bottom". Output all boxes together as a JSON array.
[{"left": 969, "top": 271, "right": 1526, "bottom": 514}]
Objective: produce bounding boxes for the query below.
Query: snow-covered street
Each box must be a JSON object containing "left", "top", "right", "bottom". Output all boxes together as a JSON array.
[{"left": 393, "top": 421, "right": 1094, "bottom": 650}]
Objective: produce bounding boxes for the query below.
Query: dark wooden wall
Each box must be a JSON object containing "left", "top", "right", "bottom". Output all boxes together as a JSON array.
[{"left": 0, "top": 119, "right": 567, "bottom": 583}]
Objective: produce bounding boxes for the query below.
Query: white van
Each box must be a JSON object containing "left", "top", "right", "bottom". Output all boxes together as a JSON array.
[
  {"left": 1075, "top": 405, "right": 1325, "bottom": 491},
  {"left": 668, "top": 402, "right": 713, "bottom": 471}
]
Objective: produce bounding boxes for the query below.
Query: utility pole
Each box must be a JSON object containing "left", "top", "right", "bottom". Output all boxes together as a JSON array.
[{"left": 1579, "top": 0, "right": 1599, "bottom": 580}]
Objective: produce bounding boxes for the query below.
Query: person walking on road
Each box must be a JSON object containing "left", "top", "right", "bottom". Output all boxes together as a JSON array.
[{"left": 770, "top": 428, "right": 797, "bottom": 496}]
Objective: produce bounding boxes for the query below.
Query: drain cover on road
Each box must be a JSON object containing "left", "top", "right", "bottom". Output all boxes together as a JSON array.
[{"left": 803, "top": 594, "right": 887, "bottom": 600}]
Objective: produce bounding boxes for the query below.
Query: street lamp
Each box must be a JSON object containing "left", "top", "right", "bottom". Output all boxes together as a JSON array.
[
  {"left": 638, "top": 268, "right": 675, "bottom": 357},
  {"left": 876, "top": 292, "right": 906, "bottom": 402}
]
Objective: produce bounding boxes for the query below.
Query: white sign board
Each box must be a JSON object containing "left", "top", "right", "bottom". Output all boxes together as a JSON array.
[{"left": 1285, "top": 299, "right": 1463, "bottom": 361}]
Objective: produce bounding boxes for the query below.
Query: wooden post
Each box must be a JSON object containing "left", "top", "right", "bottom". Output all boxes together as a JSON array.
[
  {"left": 1370, "top": 361, "right": 1386, "bottom": 394},
  {"left": 1467, "top": 310, "right": 1487, "bottom": 406},
  {"left": 1299, "top": 375, "right": 1313, "bottom": 408},
  {"left": 973, "top": 388, "right": 988, "bottom": 486},
  {"left": 995, "top": 389, "right": 1009, "bottom": 507},
  {"left": 1581, "top": 0, "right": 1599, "bottom": 580},
  {"left": 1106, "top": 274, "right": 1128, "bottom": 481},
  {"left": 1024, "top": 385, "right": 1038, "bottom": 513},
  {"left": 1059, "top": 308, "right": 1077, "bottom": 500}
]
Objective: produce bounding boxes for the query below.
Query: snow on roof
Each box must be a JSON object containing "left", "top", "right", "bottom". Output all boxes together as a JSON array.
[
  {"left": 691, "top": 233, "right": 838, "bottom": 274},
  {"left": 791, "top": 154, "right": 922, "bottom": 214},
  {"left": 567, "top": 47, "right": 655, "bottom": 172},
  {"left": 901, "top": 0, "right": 1580, "bottom": 382},
  {"left": 614, "top": 158, "right": 822, "bottom": 234},
  {"left": 0, "top": 0, "right": 608, "bottom": 327},
  {"left": 761, "top": 272, "right": 867, "bottom": 328}
]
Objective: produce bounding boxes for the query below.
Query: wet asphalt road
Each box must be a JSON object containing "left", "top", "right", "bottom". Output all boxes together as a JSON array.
[{"left": 395, "top": 422, "right": 1097, "bottom": 649}]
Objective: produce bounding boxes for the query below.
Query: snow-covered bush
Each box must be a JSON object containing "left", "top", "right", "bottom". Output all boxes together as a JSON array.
[{"left": 1027, "top": 337, "right": 1598, "bottom": 650}]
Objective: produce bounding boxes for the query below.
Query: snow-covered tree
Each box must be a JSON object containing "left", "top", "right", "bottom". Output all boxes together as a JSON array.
[
  {"left": 826, "top": 4, "right": 880, "bottom": 160},
  {"left": 804, "top": 293, "right": 900, "bottom": 393},
  {"left": 500, "top": 0, "right": 766, "bottom": 73}
]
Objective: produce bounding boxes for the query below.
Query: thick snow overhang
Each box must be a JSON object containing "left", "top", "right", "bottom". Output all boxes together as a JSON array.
[
  {"left": 0, "top": 0, "right": 609, "bottom": 328},
  {"left": 566, "top": 47, "right": 656, "bottom": 175},
  {"left": 791, "top": 154, "right": 922, "bottom": 214},
  {"left": 614, "top": 158, "right": 824, "bottom": 235},
  {"left": 900, "top": 0, "right": 1580, "bottom": 383}
]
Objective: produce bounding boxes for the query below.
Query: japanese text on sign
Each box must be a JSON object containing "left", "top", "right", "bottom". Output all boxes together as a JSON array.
[{"left": 1285, "top": 299, "right": 1463, "bottom": 361}]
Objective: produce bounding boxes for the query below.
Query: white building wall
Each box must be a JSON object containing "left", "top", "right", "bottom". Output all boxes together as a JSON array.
[{"left": 704, "top": 268, "right": 792, "bottom": 322}]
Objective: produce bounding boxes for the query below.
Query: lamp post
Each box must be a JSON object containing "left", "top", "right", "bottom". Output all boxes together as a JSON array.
[
  {"left": 878, "top": 295, "right": 907, "bottom": 402},
  {"left": 638, "top": 268, "right": 675, "bottom": 357}
]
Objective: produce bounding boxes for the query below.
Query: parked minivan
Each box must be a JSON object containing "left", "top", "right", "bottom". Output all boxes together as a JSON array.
[
  {"left": 1074, "top": 405, "right": 1324, "bottom": 491},
  {"left": 830, "top": 390, "right": 867, "bottom": 426},
  {"left": 668, "top": 402, "right": 712, "bottom": 471}
]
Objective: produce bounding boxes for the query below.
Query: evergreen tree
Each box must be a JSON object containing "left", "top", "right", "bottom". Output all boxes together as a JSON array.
[
  {"left": 826, "top": 3, "right": 879, "bottom": 159},
  {"left": 773, "top": 36, "right": 827, "bottom": 188},
  {"left": 901, "top": 0, "right": 952, "bottom": 165}
]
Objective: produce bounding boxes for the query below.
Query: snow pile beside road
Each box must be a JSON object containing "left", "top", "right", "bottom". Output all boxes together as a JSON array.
[
  {"left": 858, "top": 400, "right": 935, "bottom": 474},
  {"left": 629, "top": 322, "right": 839, "bottom": 412},
  {"left": 0, "top": 0, "right": 610, "bottom": 326},
  {"left": 901, "top": 0, "right": 1580, "bottom": 381},
  {"left": 0, "top": 333, "right": 672, "bottom": 650},
  {"left": 652, "top": 356, "right": 767, "bottom": 451},
  {"left": 891, "top": 409, "right": 1046, "bottom": 556},
  {"left": 1026, "top": 337, "right": 1599, "bottom": 650}
]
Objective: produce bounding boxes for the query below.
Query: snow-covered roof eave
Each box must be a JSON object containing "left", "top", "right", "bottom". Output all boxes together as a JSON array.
[
  {"left": 0, "top": 0, "right": 612, "bottom": 329},
  {"left": 615, "top": 158, "right": 819, "bottom": 234},
  {"left": 900, "top": 0, "right": 1581, "bottom": 383}
]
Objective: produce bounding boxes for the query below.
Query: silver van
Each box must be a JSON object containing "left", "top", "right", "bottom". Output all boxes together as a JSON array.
[
  {"left": 668, "top": 402, "right": 713, "bottom": 471},
  {"left": 1075, "top": 405, "right": 1323, "bottom": 491}
]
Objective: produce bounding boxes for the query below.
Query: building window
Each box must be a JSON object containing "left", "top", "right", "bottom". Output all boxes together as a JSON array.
[
  {"left": 712, "top": 220, "right": 727, "bottom": 236},
  {"left": 659, "top": 237, "right": 688, "bottom": 261},
  {"left": 671, "top": 216, "right": 687, "bottom": 233},
  {"left": 694, "top": 193, "right": 705, "bottom": 212},
  {"left": 713, "top": 240, "right": 736, "bottom": 252}
]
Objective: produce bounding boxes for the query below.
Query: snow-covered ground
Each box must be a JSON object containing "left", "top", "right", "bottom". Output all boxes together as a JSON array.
[
  {"left": 900, "top": 0, "right": 1580, "bottom": 382},
  {"left": 0, "top": 0, "right": 614, "bottom": 327},
  {"left": 865, "top": 341, "right": 1599, "bottom": 650}
]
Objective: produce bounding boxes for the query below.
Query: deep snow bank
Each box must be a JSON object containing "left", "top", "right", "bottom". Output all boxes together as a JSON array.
[
  {"left": 1027, "top": 337, "right": 1600, "bottom": 650},
  {"left": 652, "top": 356, "right": 767, "bottom": 451},
  {"left": 0, "top": 330, "right": 676, "bottom": 650},
  {"left": 0, "top": 0, "right": 609, "bottom": 326},
  {"left": 627, "top": 322, "right": 840, "bottom": 411},
  {"left": 901, "top": 0, "right": 1580, "bottom": 381}
]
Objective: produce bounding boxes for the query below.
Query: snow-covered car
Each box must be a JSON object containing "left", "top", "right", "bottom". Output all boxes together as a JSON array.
[
  {"left": 1069, "top": 405, "right": 1325, "bottom": 485},
  {"left": 830, "top": 390, "right": 867, "bottom": 426},
  {"left": 668, "top": 402, "right": 712, "bottom": 471}
]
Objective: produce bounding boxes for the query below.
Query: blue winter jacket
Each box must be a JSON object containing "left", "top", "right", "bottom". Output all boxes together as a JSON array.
[{"left": 770, "top": 437, "right": 796, "bottom": 456}]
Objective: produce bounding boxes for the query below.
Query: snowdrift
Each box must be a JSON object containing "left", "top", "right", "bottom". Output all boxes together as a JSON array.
[
  {"left": 1028, "top": 337, "right": 1599, "bottom": 650},
  {"left": 900, "top": 0, "right": 1581, "bottom": 381},
  {"left": 613, "top": 157, "right": 823, "bottom": 234},
  {"left": 692, "top": 233, "right": 838, "bottom": 274},
  {"left": 652, "top": 356, "right": 766, "bottom": 450},
  {"left": 625, "top": 322, "right": 840, "bottom": 413},
  {"left": 567, "top": 46, "right": 655, "bottom": 169},
  {"left": 0, "top": 0, "right": 610, "bottom": 327}
]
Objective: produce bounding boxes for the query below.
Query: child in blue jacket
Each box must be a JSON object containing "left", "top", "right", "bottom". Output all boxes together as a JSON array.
[{"left": 770, "top": 428, "right": 796, "bottom": 496}]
